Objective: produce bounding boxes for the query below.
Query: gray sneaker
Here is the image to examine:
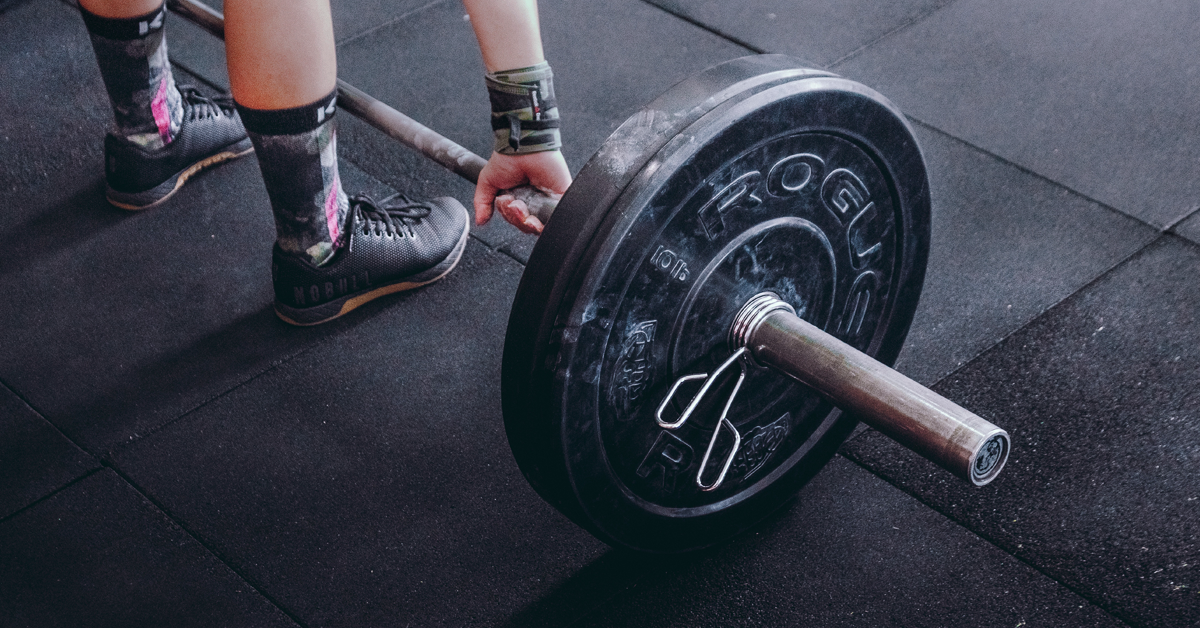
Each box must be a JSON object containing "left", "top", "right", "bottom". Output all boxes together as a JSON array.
[
  {"left": 271, "top": 192, "right": 471, "bottom": 326},
  {"left": 104, "top": 86, "right": 252, "bottom": 210}
]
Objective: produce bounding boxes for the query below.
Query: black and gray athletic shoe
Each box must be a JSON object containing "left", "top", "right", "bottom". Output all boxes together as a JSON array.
[
  {"left": 272, "top": 192, "right": 471, "bottom": 326},
  {"left": 105, "top": 86, "right": 252, "bottom": 210}
]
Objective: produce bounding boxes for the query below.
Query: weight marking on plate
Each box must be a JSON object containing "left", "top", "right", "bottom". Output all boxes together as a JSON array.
[
  {"left": 697, "top": 171, "right": 763, "bottom": 239},
  {"left": 821, "top": 168, "right": 871, "bottom": 222},
  {"left": 608, "top": 320, "right": 658, "bottom": 418},
  {"left": 636, "top": 431, "right": 695, "bottom": 492},
  {"left": 847, "top": 201, "right": 884, "bottom": 270},
  {"left": 649, "top": 246, "right": 691, "bottom": 282},
  {"left": 838, "top": 270, "right": 882, "bottom": 338},
  {"left": 728, "top": 412, "right": 791, "bottom": 482},
  {"left": 767, "top": 153, "right": 824, "bottom": 197}
]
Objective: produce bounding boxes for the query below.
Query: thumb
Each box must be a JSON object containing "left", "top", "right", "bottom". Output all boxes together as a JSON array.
[{"left": 473, "top": 178, "right": 499, "bottom": 226}]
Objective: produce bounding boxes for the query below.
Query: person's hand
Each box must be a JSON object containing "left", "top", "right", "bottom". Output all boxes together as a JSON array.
[{"left": 473, "top": 150, "right": 571, "bottom": 235}]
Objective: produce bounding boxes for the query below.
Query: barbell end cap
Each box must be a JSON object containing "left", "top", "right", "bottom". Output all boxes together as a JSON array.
[{"left": 968, "top": 430, "right": 1010, "bottom": 486}]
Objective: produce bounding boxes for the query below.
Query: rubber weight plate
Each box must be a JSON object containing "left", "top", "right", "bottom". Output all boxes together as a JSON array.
[{"left": 503, "top": 55, "right": 931, "bottom": 552}]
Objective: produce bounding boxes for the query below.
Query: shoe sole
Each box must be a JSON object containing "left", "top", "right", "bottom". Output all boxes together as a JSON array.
[
  {"left": 274, "top": 206, "right": 473, "bottom": 327},
  {"left": 106, "top": 138, "right": 255, "bottom": 211}
]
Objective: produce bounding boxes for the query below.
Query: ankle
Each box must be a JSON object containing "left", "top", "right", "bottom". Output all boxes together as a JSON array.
[
  {"left": 81, "top": 2, "right": 183, "bottom": 150},
  {"left": 241, "top": 89, "right": 348, "bottom": 267}
]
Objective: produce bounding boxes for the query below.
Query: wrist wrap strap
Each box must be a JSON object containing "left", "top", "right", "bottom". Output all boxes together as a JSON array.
[{"left": 486, "top": 62, "right": 561, "bottom": 155}]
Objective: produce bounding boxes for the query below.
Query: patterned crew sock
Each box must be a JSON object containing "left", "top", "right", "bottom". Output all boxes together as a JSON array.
[
  {"left": 238, "top": 90, "right": 349, "bottom": 266},
  {"left": 81, "top": 2, "right": 183, "bottom": 151}
]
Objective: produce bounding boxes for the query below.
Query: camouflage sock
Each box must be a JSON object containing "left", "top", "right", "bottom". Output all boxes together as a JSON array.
[
  {"left": 81, "top": 3, "right": 183, "bottom": 151},
  {"left": 238, "top": 90, "right": 348, "bottom": 266}
]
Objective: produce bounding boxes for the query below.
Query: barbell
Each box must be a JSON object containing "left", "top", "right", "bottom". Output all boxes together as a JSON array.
[{"left": 170, "top": 0, "right": 1010, "bottom": 553}]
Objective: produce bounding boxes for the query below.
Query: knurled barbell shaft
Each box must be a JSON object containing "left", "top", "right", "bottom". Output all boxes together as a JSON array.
[
  {"left": 166, "top": 0, "right": 558, "bottom": 223},
  {"left": 733, "top": 294, "right": 1009, "bottom": 486}
]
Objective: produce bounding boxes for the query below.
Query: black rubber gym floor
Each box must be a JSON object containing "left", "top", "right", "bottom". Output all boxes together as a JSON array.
[{"left": 1, "top": 0, "right": 1196, "bottom": 626}]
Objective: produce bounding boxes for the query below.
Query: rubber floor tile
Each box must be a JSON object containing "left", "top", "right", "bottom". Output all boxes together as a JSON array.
[
  {"left": 334, "top": 0, "right": 751, "bottom": 256},
  {"left": 0, "top": 382, "right": 96, "bottom": 520},
  {"left": 571, "top": 457, "right": 1125, "bottom": 628},
  {"left": 110, "top": 245, "right": 632, "bottom": 628},
  {"left": 843, "top": 236, "right": 1200, "bottom": 628},
  {"left": 0, "top": 469, "right": 295, "bottom": 627},
  {"left": 835, "top": 0, "right": 1200, "bottom": 228},
  {"left": 894, "top": 125, "right": 1157, "bottom": 385},
  {"left": 644, "top": 0, "right": 954, "bottom": 66}
]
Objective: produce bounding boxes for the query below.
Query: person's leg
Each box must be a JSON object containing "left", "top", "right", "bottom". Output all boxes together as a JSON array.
[
  {"left": 79, "top": 0, "right": 251, "bottom": 209},
  {"left": 224, "top": 0, "right": 469, "bottom": 326},
  {"left": 224, "top": 0, "right": 346, "bottom": 266}
]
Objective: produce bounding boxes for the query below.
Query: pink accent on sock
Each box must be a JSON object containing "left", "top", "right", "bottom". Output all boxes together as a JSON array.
[
  {"left": 151, "top": 76, "right": 172, "bottom": 144},
  {"left": 325, "top": 177, "right": 342, "bottom": 245}
]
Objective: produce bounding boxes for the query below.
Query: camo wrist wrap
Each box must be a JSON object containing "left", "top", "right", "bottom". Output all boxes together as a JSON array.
[{"left": 486, "top": 62, "right": 561, "bottom": 155}]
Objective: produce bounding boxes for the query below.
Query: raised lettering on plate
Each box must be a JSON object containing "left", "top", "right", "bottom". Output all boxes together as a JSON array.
[
  {"left": 697, "top": 171, "right": 763, "bottom": 239},
  {"left": 649, "top": 245, "right": 691, "bottom": 282},
  {"left": 821, "top": 168, "right": 870, "bottom": 223},
  {"left": 846, "top": 201, "right": 884, "bottom": 270},
  {"left": 636, "top": 431, "right": 695, "bottom": 492},
  {"left": 839, "top": 271, "right": 881, "bottom": 338},
  {"left": 767, "top": 153, "right": 825, "bottom": 197}
]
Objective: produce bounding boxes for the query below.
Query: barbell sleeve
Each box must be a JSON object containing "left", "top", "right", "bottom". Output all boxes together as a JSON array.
[
  {"left": 165, "top": 0, "right": 558, "bottom": 224},
  {"left": 731, "top": 293, "right": 1010, "bottom": 486}
]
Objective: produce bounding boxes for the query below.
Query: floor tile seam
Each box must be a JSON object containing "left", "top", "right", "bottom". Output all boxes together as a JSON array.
[
  {"left": 99, "top": 460, "right": 310, "bottom": 628},
  {"left": 0, "top": 376, "right": 103, "bottom": 518},
  {"left": 0, "top": 468, "right": 103, "bottom": 526},
  {"left": 827, "top": 0, "right": 964, "bottom": 69},
  {"left": 833, "top": 452, "right": 1138, "bottom": 627},
  {"left": 1164, "top": 204, "right": 1200, "bottom": 233},
  {"left": 907, "top": 116, "right": 1168, "bottom": 234},
  {"left": 636, "top": 0, "right": 764, "bottom": 55},
  {"left": 102, "top": 343, "right": 318, "bottom": 460},
  {"left": 1168, "top": 231, "right": 1200, "bottom": 253},
  {"left": 496, "top": 245, "right": 527, "bottom": 267},
  {"left": 0, "top": 376, "right": 101, "bottom": 459},
  {"left": 332, "top": 0, "right": 452, "bottom": 48}
]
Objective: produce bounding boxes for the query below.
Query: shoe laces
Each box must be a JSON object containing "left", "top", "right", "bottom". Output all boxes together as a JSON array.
[
  {"left": 352, "top": 193, "right": 433, "bottom": 239},
  {"left": 178, "top": 85, "right": 237, "bottom": 122}
]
